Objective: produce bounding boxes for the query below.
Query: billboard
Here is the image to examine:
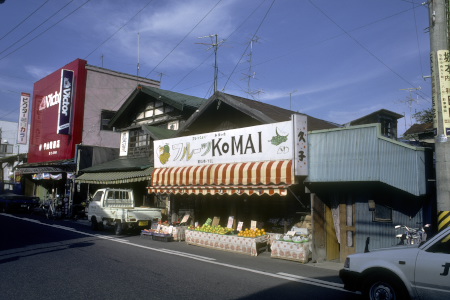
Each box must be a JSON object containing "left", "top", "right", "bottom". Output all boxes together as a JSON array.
[
  {"left": 17, "top": 92, "right": 30, "bottom": 144},
  {"left": 57, "top": 69, "right": 74, "bottom": 135},
  {"left": 153, "top": 114, "right": 308, "bottom": 176},
  {"left": 28, "top": 59, "right": 87, "bottom": 163}
]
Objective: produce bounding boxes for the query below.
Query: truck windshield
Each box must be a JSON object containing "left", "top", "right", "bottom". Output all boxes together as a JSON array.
[{"left": 92, "top": 191, "right": 103, "bottom": 202}]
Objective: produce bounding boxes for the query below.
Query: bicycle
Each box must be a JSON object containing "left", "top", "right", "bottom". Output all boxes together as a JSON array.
[
  {"left": 43, "top": 197, "right": 63, "bottom": 219},
  {"left": 395, "top": 225, "right": 427, "bottom": 245}
]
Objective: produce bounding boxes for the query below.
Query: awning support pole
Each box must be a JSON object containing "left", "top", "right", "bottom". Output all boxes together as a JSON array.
[{"left": 288, "top": 187, "right": 306, "bottom": 208}]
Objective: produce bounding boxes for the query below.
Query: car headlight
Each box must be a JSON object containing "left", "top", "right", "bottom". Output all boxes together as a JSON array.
[{"left": 344, "top": 257, "right": 350, "bottom": 268}]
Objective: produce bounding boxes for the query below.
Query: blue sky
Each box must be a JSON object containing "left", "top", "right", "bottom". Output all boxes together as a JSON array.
[{"left": 0, "top": 0, "right": 432, "bottom": 136}]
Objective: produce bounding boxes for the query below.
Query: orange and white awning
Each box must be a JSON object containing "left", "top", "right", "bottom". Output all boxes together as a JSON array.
[{"left": 148, "top": 160, "right": 295, "bottom": 196}]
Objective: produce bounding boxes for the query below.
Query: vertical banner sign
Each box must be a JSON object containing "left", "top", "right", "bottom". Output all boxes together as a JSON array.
[
  {"left": 17, "top": 92, "right": 30, "bottom": 144},
  {"left": 437, "top": 50, "right": 450, "bottom": 137},
  {"left": 120, "top": 131, "right": 129, "bottom": 156},
  {"left": 293, "top": 114, "right": 308, "bottom": 176},
  {"left": 431, "top": 52, "right": 439, "bottom": 136},
  {"left": 57, "top": 69, "right": 74, "bottom": 135}
]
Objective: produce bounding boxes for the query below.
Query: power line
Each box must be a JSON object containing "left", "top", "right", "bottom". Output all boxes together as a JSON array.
[
  {"left": 308, "top": 0, "right": 430, "bottom": 102},
  {"left": 0, "top": 0, "right": 51, "bottom": 42},
  {"left": 84, "top": 0, "right": 154, "bottom": 60},
  {"left": 411, "top": 1, "right": 426, "bottom": 78},
  {"left": 171, "top": 0, "right": 267, "bottom": 91},
  {"left": 144, "top": 0, "right": 223, "bottom": 79},
  {"left": 223, "top": 0, "right": 275, "bottom": 91},
  {"left": 0, "top": 0, "right": 75, "bottom": 56},
  {"left": 0, "top": 0, "right": 91, "bottom": 62}
]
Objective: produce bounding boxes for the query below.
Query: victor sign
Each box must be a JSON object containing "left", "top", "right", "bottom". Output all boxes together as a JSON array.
[
  {"left": 153, "top": 114, "right": 308, "bottom": 176},
  {"left": 57, "top": 69, "right": 74, "bottom": 135}
]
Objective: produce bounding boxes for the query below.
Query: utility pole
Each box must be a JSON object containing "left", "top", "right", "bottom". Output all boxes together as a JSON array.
[{"left": 429, "top": 0, "right": 450, "bottom": 231}]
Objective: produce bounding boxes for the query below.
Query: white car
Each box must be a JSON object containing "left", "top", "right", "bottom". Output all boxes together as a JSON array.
[{"left": 339, "top": 226, "right": 450, "bottom": 300}]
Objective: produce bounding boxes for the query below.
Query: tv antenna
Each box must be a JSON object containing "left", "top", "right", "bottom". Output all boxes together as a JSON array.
[
  {"left": 137, "top": 32, "right": 141, "bottom": 77},
  {"left": 288, "top": 89, "right": 298, "bottom": 110},
  {"left": 242, "top": 36, "right": 260, "bottom": 95},
  {"left": 197, "top": 34, "right": 223, "bottom": 93},
  {"left": 399, "top": 87, "right": 421, "bottom": 127}
]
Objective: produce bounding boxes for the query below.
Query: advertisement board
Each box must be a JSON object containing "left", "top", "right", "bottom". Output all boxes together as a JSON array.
[
  {"left": 17, "top": 92, "right": 30, "bottom": 145},
  {"left": 57, "top": 69, "right": 74, "bottom": 135},
  {"left": 28, "top": 59, "right": 87, "bottom": 163},
  {"left": 153, "top": 115, "right": 308, "bottom": 176}
]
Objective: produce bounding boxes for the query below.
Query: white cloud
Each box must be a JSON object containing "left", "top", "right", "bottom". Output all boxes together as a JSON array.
[{"left": 25, "top": 65, "right": 52, "bottom": 80}]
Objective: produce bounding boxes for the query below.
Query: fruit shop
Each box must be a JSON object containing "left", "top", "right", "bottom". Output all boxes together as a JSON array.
[{"left": 147, "top": 116, "right": 313, "bottom": 263}]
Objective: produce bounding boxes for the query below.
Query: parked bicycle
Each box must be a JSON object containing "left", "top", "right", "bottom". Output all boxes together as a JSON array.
[
  {"left": 41, "top": 196, "right": 64, "bottom": 219},
  {"left": 395, "top": 224, "right": 429, "bottom": 245}
]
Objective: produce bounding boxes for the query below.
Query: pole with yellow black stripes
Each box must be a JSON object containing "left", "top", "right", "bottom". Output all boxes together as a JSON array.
[{"left": 429, "top": 0, "right": 450, "bottom": 231}]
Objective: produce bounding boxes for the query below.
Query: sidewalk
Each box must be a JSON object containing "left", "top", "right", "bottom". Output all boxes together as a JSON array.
[{"left": 69, "top": 218, "right": 344, "bottom": 271}]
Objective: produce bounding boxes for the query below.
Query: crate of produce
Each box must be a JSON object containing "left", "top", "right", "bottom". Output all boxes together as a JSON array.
[
  {"left": 140, "top": 230, "right": 153, "bottom": 239},
  {"left": 152, "top": 233, "right": 173, "bottom": 242}
]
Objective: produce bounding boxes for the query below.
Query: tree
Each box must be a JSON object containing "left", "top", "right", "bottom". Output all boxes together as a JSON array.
[{"left": 412, "top": 108, "right": 433, "bottom": 124}]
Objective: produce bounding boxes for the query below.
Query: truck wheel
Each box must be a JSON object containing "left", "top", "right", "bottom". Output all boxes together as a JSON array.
[
  {"left": 363, "top": 272, "right": 408, "bottom": 300},
  {"left": 115, "top": 221, "right": 123, "bottom": 235},
  {"left": 91, "top": 216, "right": 99, "bottom": 231}
]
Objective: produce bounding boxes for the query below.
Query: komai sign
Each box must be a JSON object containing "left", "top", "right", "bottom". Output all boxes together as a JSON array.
[
  {"left": 153, "top": 114, "right": 308, "bottom": 176},
  {"left": 57, "top": 69, "right": 74, "bottom": 135}
]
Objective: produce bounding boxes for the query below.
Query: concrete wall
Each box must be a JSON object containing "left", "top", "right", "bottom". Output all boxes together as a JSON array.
[{"left": 82, "top": 65, "right": 159, "bottom": 148}]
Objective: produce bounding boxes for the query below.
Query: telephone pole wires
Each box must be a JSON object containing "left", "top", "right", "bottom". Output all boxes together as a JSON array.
[{"left": 428, "top": 0, "right": 450, "bottom": 230}]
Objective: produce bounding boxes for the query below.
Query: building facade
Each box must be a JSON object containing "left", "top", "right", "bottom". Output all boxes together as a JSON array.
[{"left": 16, "top": 59, "right": 160, "bottom": 209}]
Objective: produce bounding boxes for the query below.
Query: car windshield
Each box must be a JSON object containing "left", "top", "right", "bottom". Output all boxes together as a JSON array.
[{"left": 426, "top": 232, "right": 450, "bottom": 254}]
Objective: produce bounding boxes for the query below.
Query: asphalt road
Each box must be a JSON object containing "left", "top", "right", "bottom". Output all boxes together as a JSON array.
[{"left": 0, "top": 213, "right": 361, "bottom": 300}]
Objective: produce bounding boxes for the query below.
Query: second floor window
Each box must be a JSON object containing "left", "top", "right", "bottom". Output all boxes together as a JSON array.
[
  {"left": 129, "top": 129, "right": 150, "bottom": 148},
  {"left": 100, "top": 110, "right": 116, "bottom": 131}
]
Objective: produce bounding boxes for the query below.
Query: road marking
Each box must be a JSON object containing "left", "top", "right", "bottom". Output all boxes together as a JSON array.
[
  {"left": 277, "top": 272, "right": 345, "bottom": 289},
  {"left": 4, "top": 214, "right": 351, "bottom": 293}
]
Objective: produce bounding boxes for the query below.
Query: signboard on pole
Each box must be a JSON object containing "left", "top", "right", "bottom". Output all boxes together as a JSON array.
[{"left": 17, "top": 92, "right": 30, "bottom": 144}]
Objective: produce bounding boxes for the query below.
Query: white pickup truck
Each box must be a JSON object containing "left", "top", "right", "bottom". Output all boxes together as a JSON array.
[
  {"left": 339, "top": 226, "right": 450, "bottom": 300},
  {"left": 87, "top": 188, "right": 162, "bottom": 235}
]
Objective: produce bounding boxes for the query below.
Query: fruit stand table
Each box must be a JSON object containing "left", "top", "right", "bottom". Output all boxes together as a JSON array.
[
  {"left": 270, "top": 240, "right": 312, "bottom": 263},
  {"left": 185, "top": 230, "right": 268, "bottom": 256},
  {"left": 160, "top": 225, "right": 188, "bottom": 241}
]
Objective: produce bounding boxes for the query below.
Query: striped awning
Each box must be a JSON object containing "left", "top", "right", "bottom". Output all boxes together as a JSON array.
[{"left": 147, "top": 160, "right": 295, "bottom": 196}]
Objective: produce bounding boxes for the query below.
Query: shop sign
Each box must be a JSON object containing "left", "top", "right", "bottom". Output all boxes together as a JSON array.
[
  {"left": 153, "top": 114, "right": 308, "bottom": 175},
  {"left": 120, "top": 131, "right": 129, "bottom": 156},
  {"left": 57, "top": 69, "right": 74, "bottom": 135},
  {"left": 17, "top": 92, "right": 30, "bottom": 144}
]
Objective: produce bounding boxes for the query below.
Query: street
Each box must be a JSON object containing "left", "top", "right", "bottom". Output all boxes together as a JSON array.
[{"left": 0, "top": 213, "right": 360, "bottom": 300}]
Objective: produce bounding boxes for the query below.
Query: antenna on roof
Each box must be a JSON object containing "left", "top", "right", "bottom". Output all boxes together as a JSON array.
[
  {"left": 288, "top": 89, "right": 298, "bottom": 110},
  {"left": 197, "top": 34, "right": 223, "bottom": 93},
  {"left": 244, "top": 36, "right": 259, "bottom": 94},
  {"left": 137, "top": 32, "right": 140, "bottom": 77},
  {"left": 399, "top": 87, "right": 421, "bottom": 128}
]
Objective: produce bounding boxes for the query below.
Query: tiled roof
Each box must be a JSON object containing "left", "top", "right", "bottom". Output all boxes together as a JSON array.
[
  {"left": 403, "top": 123, "right": 433, "bottom": 135},
  {"left": 80, "top": 156, "right": 151, "bottom": 173}
]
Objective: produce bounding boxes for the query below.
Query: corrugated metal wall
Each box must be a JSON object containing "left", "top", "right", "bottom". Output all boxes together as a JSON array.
[
  {"left": 308, "top": 124, "right": 427, "bottom": 196},
  {"left": 355, "top": 201, "right": 424, "bottom": 252}
]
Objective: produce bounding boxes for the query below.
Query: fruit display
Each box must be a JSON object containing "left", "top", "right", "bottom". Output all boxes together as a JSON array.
[
  {"left": 193, "top": 224, "right": 234, "bottom": 235},
  {"left": 237, "top": 228, "right": 266, "bottom": 238}
]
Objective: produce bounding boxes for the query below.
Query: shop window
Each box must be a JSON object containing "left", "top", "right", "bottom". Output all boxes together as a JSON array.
[
  {"left": 100, "top": 110, "right": 116, "bottom": 131},
  {"left": 372, "top": 203, "right": 392, "bottom": 222}
]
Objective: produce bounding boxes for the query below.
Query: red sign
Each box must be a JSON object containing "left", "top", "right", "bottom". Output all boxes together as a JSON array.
[{"left": 28, "top": 59, "right": 87, "bottom": 163}]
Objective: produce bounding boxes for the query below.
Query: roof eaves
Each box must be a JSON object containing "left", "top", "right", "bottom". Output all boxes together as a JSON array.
[{"left": 216, "top": 92, "right": 277, "bottom": 123}]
